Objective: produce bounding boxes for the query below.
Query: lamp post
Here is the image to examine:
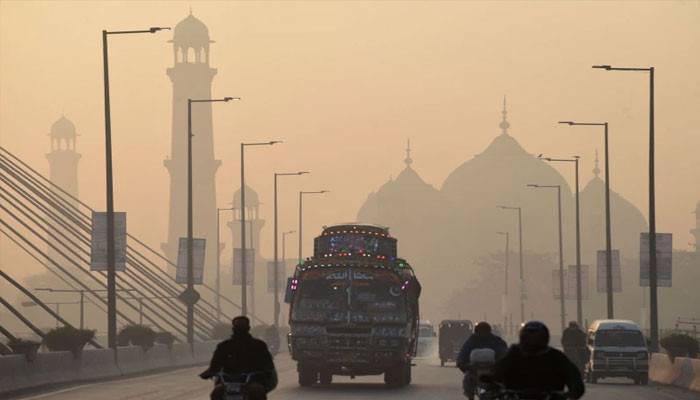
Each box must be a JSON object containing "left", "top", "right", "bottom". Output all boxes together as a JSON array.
[
  {"left": 216, "top": 207, "right": 235, "bottom": 321},
  {"left": 498, "top": 205, "right": 525, "bottom": 323},
  {"left": 102, "top": 26, "right": 169, "bottom": 349},
  {"left": 185, "top": 97, "right": 238, "bottom": 344},
  {"left": 240, "top": 141, "right": 282, "bottom": 316},
  {"left": 273, "top": 172, "right": 308, "bottom": 327},
  {"left": 527, "top": 184, "right": 566, "bottom": 332},
  {"left": 298, "top": 191, "right": 329, "bottom": 264},
  {"left": 559, "top": 120, "right": 614, "bottom": 319},
  {"left": 22, "top": 301, "right": 79, "bottom": 328},
  {"left": 540, "top": 155, "right": 583, "bottom": 326},
  {"left": 496, "top": 231, "right": 509, "bottom": 329},
  {"left": 35, "top": 288, "right": 87, "bottom": 329},
  {"left": 592, "top": 64, "right": 659, "bottom": 350}
]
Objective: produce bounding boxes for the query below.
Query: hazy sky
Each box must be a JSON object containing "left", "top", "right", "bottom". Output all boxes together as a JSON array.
[{"left": 1, "top": 1, "right": 699, "bottom": 281}]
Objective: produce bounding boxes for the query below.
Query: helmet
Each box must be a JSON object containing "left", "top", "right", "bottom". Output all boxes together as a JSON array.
[
  {"left": 568, "top": 321, "right": 579, "bottom": 329},
  {"left": 519, "top": 321, "right": 550, "bottom": 354},
  {"left": 474, "top": 321, "right": 492, "bottom": 335}
]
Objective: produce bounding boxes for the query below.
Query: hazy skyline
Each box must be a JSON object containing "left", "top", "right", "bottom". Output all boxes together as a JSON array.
[{"left": 2, "top": 1, "right": 699, "bottom": 282}]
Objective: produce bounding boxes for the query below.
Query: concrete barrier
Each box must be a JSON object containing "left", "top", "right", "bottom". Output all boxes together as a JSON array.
[
  {"left": 649, "top": 353, "right": 700, "bottom": 392},
  {"left": 0, "top": 341, "right": 213, "bottom": 396}
]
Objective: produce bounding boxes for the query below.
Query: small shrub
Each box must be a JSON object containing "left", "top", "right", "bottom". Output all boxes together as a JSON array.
[
  {"left": 154, "top": 331, "right": 175, "bottom": 348},
  {"left": 43, "top": 326, "right": 95, "bottom": 355},
  {"left": 660, "top": 332, "right": 699, "bottom": 360},
  {"left": 117, "top": 324, "right": 156, "bottom": 350},
  {"left": 8, "top": 337, "right": 41, "bottom": 359},
  {"left": 210, "top": 322, "right": 230, "bottom": 340}
]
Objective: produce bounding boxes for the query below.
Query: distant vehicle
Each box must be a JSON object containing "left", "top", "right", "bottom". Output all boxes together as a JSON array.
[
  {"left": 438, "top": 319, "right": 473, "bottom": 367},
  {"left": 416, "top": 320, "right": 437, "bottom": 357},
  {"left": 286, "top": 224, "right": 422, "bottom": 387},
  {"left": 585, "top": 319, "right": 649, "bottom": 385}
]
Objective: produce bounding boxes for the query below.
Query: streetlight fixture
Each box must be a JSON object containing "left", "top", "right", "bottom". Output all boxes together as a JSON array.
[
  {"left": 527, "top": 184, "right": 566, "bottom": 332},
  {"left": 22, "top": 300, "right": 80, "bottom": 328},
  {"left": 273, "top": 171, "right": 309, "bottom": 327},
  {"left": 184, "top": 97, "right": 239, "bottom": 344},
  {"left": 539, "top": 154, "right": 584, "bottom": 326},
  {"left": 558, "top": 120, "right": 614, "bottom": 319},
  {"left": 497, "top": 205, "right": 525, "bottom": 323},
  {"left": 299, "top": 191, "right": 329, "bottom": 265},
  {"left": 102, "top": 25, "right": 170, "bottom": 349},
  {"left": 240, "top": 140, "right": 282, "bottom": 316},
  {"left": 592, "top": 63, "right": 659, "bottom": 350}
]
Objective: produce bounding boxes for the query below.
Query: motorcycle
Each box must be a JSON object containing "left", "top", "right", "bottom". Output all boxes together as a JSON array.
[
  {"left": 464, "top": 348, "right": 497, "bottom": 400},
  {"left": 209, "top": 371, "right": 267, "bottom": 400}
]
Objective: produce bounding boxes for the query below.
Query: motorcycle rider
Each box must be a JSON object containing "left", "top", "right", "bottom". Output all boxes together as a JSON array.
[
  {"left": 493, "top": 321, "right": 585, "bottom": 399},
  {"left": 561, "top": 321, "right": 588, "bottom": 372},
  {"left": 200, "top": 316, "right": 278, "bottom": 400},
  {"left": 457, "top": 321, "right": 508, "bottom": 399}
]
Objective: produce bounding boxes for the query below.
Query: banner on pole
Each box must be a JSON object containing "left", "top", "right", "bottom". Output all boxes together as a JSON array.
[
  {"left": 175, "top": 238, "right": 206, "bottom": 284},
  {"left": 267, "top": 261, "right": 287, "bottom": 293},
  {"left": 640, "top": 233, "right": 672, "bottom": 287},
  {"left": 90, "top": 211, "right": 127, "bottom": 271},
  {"left": 233, "top": 248, "right": 255, "bottom": 285},
  {"left": 559, "top": 265, "right": 590, "bottom": 300},
  {"left": 596, "top": 250, "right": 622, "bottom": 293}
]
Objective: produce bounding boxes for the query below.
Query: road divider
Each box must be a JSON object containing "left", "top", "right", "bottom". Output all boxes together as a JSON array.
[
  {"left": 0, "top": 341, "right": 218, "bottom": 395},
  {"left": 649, "top": 353, "right": 700, "bottom": 392}
]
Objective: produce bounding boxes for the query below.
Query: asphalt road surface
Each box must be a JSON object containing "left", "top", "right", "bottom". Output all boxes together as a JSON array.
[{"left": 12, "top": 354, "right": 699, "bottom": 400}]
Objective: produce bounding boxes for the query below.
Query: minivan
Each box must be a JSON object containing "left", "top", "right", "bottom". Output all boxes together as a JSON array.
[{"left": 586, "top": 319, "right": 649, "bottom": 385}]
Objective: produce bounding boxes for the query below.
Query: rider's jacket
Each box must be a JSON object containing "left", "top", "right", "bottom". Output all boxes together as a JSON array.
[
  {"left": 493, "top": 345, "right": 585, "bottom": 399},
  {"left": 200, "top": 332, "right": 277, "bottom": 391},
  {"left": 456, "top": 333, "right": 508, "bottom": 372}
]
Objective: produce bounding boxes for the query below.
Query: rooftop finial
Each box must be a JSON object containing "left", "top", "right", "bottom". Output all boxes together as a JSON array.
[
  {"left": 189, "top": 5, "right": 193, "bottom": 15},
  {"left": 404, "top": 139, "right": 413, "bottom": 168},
  {"left": 593, "top": 149, "right": 601, "bottom": 177},
  {"left": 499, "top": 95, "right": 510, "bottom": 135}
]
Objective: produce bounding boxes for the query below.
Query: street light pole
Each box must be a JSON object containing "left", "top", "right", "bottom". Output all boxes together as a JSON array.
[
  {"left": 498, "top": 205, "right": 525, "bottom": 323},
  {"left": 217, "top": 207, "right": 235, "bottom": 321},
  {"left": 527, "top": 184, "right": 566, "bottom": 332},
  {"left": 593, "top": 64, "right": 659, "bottom": 350},
  {"left": 273, "top": 172, "right": 308, "bottom": 327},
  {"left": 240, "top": 141, "right": 282, "bottom": 317},
  {"left": 186, "top": 97, "right": 237, "bottom": 344},
  {"left": 35, "top": 288, "right": 88, "bottom": 330},
  {"left": 540, "top": 155, "right": 583, "bottom": 326},
  {"left": 497, "top": 231, "right": 509, "bottom": 328},
  {"left": 102, "top": 26, "right": 169, "bottom": 349},
  {"left": 559, "top": 121, "right": 613, "bottom": 318},
  {"left": 298, "top": 191, "right": 329, "bottom": 265}
]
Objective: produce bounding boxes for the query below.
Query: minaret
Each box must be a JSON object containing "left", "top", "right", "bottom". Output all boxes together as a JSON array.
[
  {"left": 162, "top": 12, "right": 221, "bottom": 280},
  {"left": 46, "top": 115, "right": 81, "bottom": 260},
  {"left": 404, "top": 139, "right": 413, "bottom": 168},
  {"left": 228, "top": 185, "right": 266, "bottom": 260},
  {"left": 46, "top": 115, "right": 80, "bottom": 202}
]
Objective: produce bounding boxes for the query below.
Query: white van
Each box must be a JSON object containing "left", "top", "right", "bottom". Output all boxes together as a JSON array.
[{"left": 585, "top": 320, "right": 649, "bottom": 385}]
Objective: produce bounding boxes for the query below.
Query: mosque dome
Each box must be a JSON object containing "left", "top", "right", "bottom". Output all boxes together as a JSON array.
[
  {"left": 50, "top": 115, "right": 76, "bottom": 139},
  {"left": 579, "top": 151, "right": 647, "bottom": 264},
  {"left": 233, "top": 184, "right": 260, "bottom": 208},
  {"left": 172, "top": 13, "right": 212, "bottom": 48}
]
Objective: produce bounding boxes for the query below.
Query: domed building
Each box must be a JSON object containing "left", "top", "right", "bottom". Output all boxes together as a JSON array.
[
  {"left": 580, "top": 151, "right": 648, "bottom": 267},
  {"left": 228, "top": 184, "right": 265, "bottom": 260},
  {"left": 440, "top": 99, "right": 575, "bottom": 258}
]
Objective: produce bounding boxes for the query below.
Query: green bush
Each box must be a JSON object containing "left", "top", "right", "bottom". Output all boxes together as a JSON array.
[
  {"left": 117, "top": 324, "right": 156, "bottom": 350},
  {"left": 660, "top": 332, "right": 699, "bottom": 360},
  {"left": 43, "top": 326, "right": 95, "bottom": 354},
  {"left": 210, "top": 322, "right": 230, "bottom": 340},
  {"left": 7, "top": 337, "right": 41, "bottom": 355},
  {"left": 154, "top": 331, "right": 175, "bottom": 348}
]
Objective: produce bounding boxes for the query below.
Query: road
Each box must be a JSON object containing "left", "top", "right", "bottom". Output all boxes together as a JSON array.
[{"left": 12, "top": 354, "right": 699, "bottom": 400}]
